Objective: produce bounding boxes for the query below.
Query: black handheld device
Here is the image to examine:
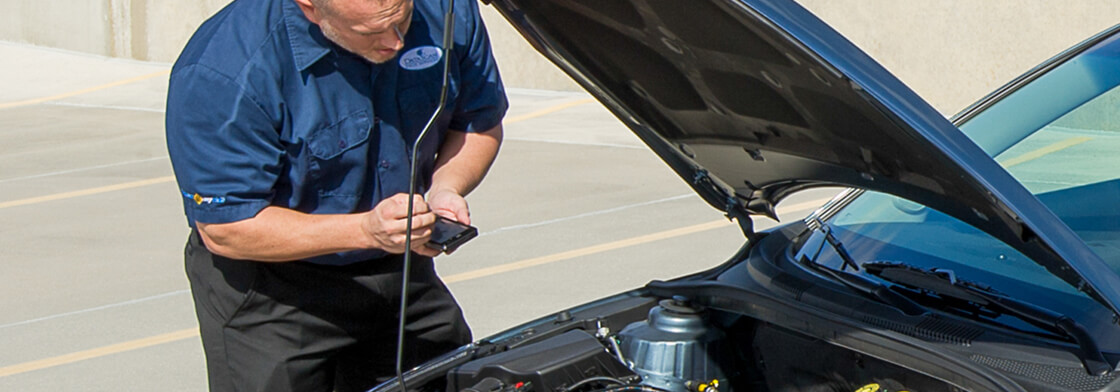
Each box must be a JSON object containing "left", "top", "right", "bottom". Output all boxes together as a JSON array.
[{"left": 427, "top": 215, "right": 478, "bottom": 253}]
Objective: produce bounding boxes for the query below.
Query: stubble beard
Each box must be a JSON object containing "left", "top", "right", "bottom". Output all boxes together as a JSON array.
[{"left": 319, "top": 22, "right": 397, "bottom": 64}]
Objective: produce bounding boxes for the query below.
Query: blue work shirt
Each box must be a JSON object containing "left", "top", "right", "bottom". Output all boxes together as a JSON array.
[{"left": 165, "top": 0, "right": 507, "bottom": 265}]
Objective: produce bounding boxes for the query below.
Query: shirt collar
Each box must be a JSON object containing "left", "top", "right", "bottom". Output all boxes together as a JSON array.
[{"left": 283, "top": 0, "right": 332, "bottom": 71}]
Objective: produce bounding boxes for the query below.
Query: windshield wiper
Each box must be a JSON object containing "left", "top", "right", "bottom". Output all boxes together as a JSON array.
[
  {"left": 805, "top": 217, "right": 860, "bottom": 271},
  {"left": 864, "top": 262, "right": 1112, "bottom": 376},
  {"left": 795, "top": 220, "right": 927, "bottom": 316}
]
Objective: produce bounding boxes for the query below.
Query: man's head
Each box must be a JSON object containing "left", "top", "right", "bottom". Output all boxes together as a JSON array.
[{"left": 295, "top": 0, "right": 414, "bottom": 64}]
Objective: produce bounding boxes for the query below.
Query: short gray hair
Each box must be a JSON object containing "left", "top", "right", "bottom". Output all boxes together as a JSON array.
[{"left": 314, "top": 0, "right": 410, "bottom": 16}]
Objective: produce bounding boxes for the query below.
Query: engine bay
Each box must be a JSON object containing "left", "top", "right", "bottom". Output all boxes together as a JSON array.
[
  {"left": 364, "top": 225, "right": 1120, "bottom": 392},
  {"left": 445, "top": 296, "right": 953, "bottom": 392}
]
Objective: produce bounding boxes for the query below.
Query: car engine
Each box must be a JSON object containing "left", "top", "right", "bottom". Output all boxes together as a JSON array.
[{"left": 445, "top": 296, "right": 949, "bottom": 392}]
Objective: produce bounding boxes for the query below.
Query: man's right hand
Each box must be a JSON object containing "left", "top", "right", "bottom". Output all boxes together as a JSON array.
[{"left": 363, "top": 193, "right": 439, "bottom": 255}]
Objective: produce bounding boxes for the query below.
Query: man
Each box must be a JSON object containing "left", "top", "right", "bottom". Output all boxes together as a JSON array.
[{"left": 164, "top": 0, "right": 506, "bottom": 390}]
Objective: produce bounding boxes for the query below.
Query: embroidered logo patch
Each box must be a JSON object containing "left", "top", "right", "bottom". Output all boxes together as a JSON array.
[
  {"left": 182, "top": 191, "right": 226, "bottom": 205},
  {"left": 399, "top": 46, "right": 443, "bottom": 70}
]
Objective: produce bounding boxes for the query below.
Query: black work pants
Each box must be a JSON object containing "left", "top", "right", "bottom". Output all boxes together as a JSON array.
[{"left": 184, "top": 231, "right": 471, "bottom": 392}]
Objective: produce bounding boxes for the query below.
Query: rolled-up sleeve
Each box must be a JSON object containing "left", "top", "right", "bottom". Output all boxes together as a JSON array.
[
  {"left": 166, "top": 64, "right": 282, "bottom": 227},
  {"left": 449, "top": 0, "right": 509, "bottom": 133}
]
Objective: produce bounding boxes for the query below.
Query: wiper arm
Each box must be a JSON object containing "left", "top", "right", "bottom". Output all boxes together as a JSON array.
[
  {"left": 865, "top": 262, "right": 1112, "bottom": 376},
  {"left": 796, "top": 220, "right": 927, "bottom": 316},
  {"left": 811, "top": 264, "right": 928, "bottom": 316},
  {"left": 806, "top": 217, "right": 859, "bottom": 271}
]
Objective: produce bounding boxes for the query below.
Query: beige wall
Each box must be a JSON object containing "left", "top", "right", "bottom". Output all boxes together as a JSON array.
[
  {"left": 4, "top": 1, "right": 1120, "bottom": 113},
  {"left": 0, "top": 1, "right": 111, "bottom": 56},
  {"left": 479, "top": 5, "right": 577, "bottom": 92},
  {"left": 0, "top": 0, "right": 230, "bottom": 60},
  {"left": 798, "top": 0, "right": 1120, "bottom": 114}
]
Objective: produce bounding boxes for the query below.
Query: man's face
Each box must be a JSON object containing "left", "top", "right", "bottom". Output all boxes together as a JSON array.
[{"left": 306, "top": 0, "right": 414, "bottom": 64}]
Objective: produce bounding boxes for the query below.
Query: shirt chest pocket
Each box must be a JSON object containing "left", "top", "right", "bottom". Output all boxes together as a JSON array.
[{"left": 305, "top": 112, "right": 372, "bottom": 194}]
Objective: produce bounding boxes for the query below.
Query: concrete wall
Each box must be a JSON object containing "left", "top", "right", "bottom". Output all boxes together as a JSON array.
[
  {"left": 798, "top": 0, "right": 1120, "bottom": 114},
  {"left": 0, "top": 1, "right": 111, "bottom": 56},
  {"left": 0, "top": 0, "right": 230, "bottom": 60},
  {"left": 4, "top": 1, "right": 1120, "bottom": 113}
]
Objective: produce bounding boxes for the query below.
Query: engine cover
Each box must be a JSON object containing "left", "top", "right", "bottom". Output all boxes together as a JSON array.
[{"left": 447, "top": 329, "right": 635, "bottom": 392}]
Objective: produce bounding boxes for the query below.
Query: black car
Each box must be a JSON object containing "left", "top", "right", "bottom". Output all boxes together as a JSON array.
[{"left": 374, "top": 0, "right": 1120, "bottom": 391}]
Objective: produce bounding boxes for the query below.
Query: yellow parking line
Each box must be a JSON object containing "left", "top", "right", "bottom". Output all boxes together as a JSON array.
[
  {"left": 0, "top": 69, "right": 171, "bottom": 110},
  {"left": 999, "top": 136, "right": 1092, "bottom": 168},
  {"left": 504, "top": 98, "right": 596, "bottom": 124},
  {"left": 0, "top": 98, "right": 596, "bottom": 210},
  {"left": 0, "top": 195, "right": 831, "bottom": 377},
  {"left": 775, "top": 197, "right": 832, "bottom": 218},
  {"left": 0, "top": 328, "right": 198, "bottom": 377},
  {"left": 0, "top": 221, "right": 730, "bottom": 378},
  {"left": 444, "top": 196, "right": 831, "bottom": 284},
  {"left": 444, "top": 219, "right": 733, "bottom": 283},
  {"left": 0, "top": 222, "right": 724, "bottom": 378},
  {"left": 0, "top": 176, "right": 175, "bottom": 210}
]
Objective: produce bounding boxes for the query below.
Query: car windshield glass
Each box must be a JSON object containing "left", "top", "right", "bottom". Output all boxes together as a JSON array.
[{"left": 824, "top": 31, "right": 1120, "bottom": 321}]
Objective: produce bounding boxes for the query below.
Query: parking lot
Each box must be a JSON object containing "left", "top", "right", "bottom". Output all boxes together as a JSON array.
[{"left": 0, "top": 42, "right": 838, "bottom": 390}]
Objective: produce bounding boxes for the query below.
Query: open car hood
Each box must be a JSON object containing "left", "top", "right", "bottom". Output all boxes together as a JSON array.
[{"left": 485, "top": 0, "right": 1120, "bottom": 314}]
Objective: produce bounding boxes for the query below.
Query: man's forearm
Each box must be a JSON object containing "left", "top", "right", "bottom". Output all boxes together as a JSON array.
[
  {"left": 197, "top": 206, "right": 374, "bottom": 262},
  {"left": 193, "top": 123, "right": 505, "bottom": 262},
  {"left": 197, "top": 193, "right": 439, "bottom": 261},
  {"left": 430, "top": 125, "right": 503, "bottom": 197}
]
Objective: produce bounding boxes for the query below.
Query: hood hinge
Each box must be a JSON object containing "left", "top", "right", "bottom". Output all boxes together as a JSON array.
[
  {"left": 693, "top": 169, "right": 757, "bottom": 242},
  {"left": 726, "top": 198, "right": 758, "bottom": 243}
]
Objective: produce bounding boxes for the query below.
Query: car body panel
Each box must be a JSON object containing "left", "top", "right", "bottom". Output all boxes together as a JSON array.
[{"left": 484, "top": 0, "right": 1120, "bottom": 315}]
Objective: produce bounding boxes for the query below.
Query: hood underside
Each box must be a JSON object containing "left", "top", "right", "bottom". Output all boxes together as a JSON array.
[
  {"left": 489, "top": 0, "right": 1004, "bottom": 221},
  {"left": 486, "top": 0, "right": 1120, "bottom": 314}
]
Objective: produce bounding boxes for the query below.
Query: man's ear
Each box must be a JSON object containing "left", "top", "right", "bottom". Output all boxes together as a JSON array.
[{"left": 293, "top": 0, "right": 323, "bottom": 24}]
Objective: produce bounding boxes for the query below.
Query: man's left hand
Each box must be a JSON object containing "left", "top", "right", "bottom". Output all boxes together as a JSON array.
[{"left": 427, "top": 188, "right": 470, "bottom": 225}]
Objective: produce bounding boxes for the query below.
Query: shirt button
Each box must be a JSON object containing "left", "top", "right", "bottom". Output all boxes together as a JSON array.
[
  {"left": 380, "top": 160, "right": 391, "bottom": 169},
  {"left": 338, "top": 140, "right": 348, "bottom": 149}
]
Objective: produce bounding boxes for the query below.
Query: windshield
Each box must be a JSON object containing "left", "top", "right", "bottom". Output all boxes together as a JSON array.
[{"left": 821, "top": 30, "right": 1120, "bottom": 328}]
